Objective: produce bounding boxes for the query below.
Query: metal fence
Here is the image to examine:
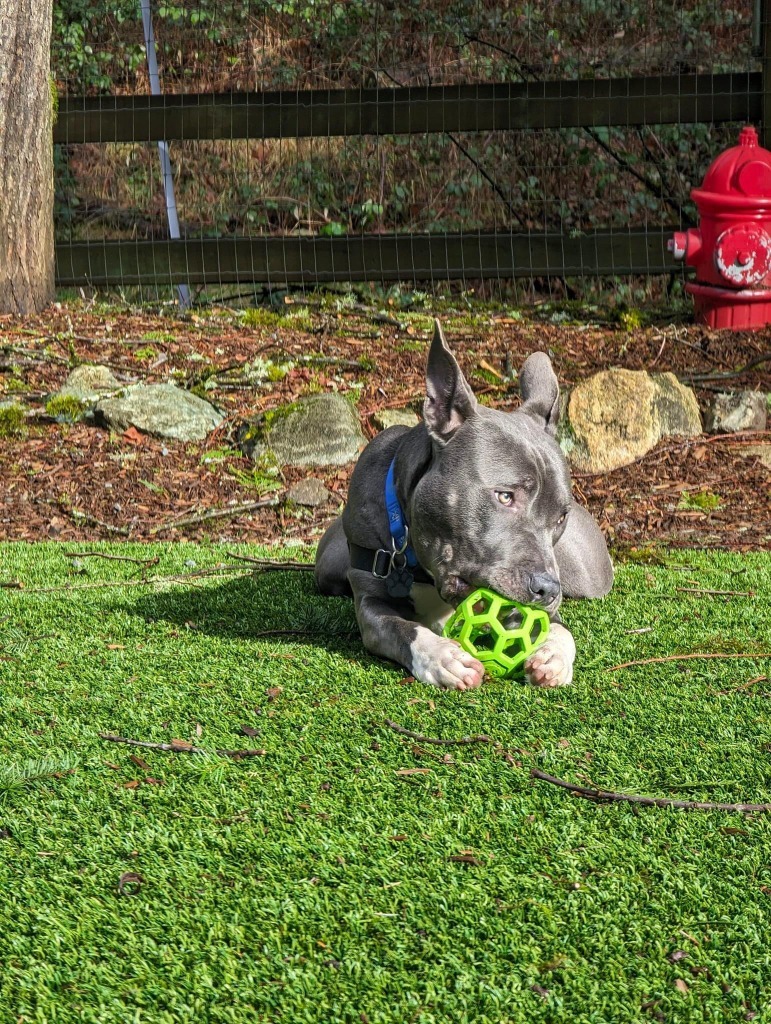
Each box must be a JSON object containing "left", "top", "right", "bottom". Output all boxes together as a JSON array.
[{"left": 51, "top": 0, "right": 764, "bottom": 300}]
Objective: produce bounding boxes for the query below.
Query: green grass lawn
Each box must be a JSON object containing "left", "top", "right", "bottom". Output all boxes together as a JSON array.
[{"left": 1, "top": 543, "right": 771, "bottom": 1023}]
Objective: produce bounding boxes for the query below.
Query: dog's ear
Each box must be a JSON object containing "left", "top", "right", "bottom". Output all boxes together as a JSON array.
[
  {"left": 518, "top": 351, "right": 560, "bottom": 436},
  {"left": 423, "top": 319, "right": 477, "bottom": 443}
]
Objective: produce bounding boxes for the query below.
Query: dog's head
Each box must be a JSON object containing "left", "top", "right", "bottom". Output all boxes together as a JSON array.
[{"left": 409, "top": 321, "right": 572, "bottom": 613}]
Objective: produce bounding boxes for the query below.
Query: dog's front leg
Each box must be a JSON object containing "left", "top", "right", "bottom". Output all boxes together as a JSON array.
[
  {"left": 350, "top": 570, "right": 484, "bottom": 690},
  {"left": 524, "top": 622, "right": 576, "bottom": 688}
]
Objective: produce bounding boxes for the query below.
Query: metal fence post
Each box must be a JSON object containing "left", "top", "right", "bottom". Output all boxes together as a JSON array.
[
  {"left": 140, "top": 0, "right": 191, "bottom": 309},
  {"left": 759, "top": 0, "right": 771, "bottom": 148}
]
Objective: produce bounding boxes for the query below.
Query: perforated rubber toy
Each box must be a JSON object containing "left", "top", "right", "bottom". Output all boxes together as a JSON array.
[{"left": 442, "top": 587, "right": 550, "bottom": 680}]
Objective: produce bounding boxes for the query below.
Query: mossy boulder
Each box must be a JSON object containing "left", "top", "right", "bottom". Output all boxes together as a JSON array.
[
  {"left": 705, "top": 391, "right": 767, "bottom": 434},
  {"left": 559, "top": 369, "right": 701, "bottom": 473},
  {"left": 55, "top": 365, "right": 120, "bottom": 407},
  {"left": 241, "top": 394, "right": 366, "bottom": 467},
  {"left": 372, "top": 408, "right": 420, "bottom": 431},
  {"left": 96, "top": 384, "right": 223, "bottom": 442}
]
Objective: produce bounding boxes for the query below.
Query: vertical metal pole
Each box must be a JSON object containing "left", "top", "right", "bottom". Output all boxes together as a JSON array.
[
  {"left": 140, "top": 0, "right": 191, "bottom": 308},
  {"left": 760, "top": 0, "right": 771, "bottom": 149}
]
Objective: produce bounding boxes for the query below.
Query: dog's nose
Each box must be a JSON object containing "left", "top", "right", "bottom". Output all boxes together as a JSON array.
[{"left": 527, "top": 572, "right": 561, "bottom": 606}]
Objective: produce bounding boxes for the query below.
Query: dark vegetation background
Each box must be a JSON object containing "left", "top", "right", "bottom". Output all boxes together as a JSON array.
[{"left": 52, "top": 1, "right": 755, "bottom": 302}]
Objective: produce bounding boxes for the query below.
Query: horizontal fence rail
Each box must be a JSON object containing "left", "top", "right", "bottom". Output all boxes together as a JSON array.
[
  {"left": 55, "top": 231, "right": 679, "bottom": 286},
  {"left": 55, "top": 73, "right": 760, "bottom": 143}
]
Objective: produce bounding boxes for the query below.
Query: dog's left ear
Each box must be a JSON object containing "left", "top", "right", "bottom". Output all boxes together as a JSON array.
[
  {"left": 424, "top": 319, "right": 477, "bottom": 443},
  {"left": 518, "top": 351, "right": 560, "bottom": 436}
]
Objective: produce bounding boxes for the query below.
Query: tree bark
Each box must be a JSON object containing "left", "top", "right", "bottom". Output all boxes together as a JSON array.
[{"left": 0, "top": 0, "right": 55, "bottom": 313}]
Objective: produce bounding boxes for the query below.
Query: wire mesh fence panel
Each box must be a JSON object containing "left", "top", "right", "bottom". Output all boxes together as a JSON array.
[{"left": 52, "top": 0, "right": 759, "bottom": 304}]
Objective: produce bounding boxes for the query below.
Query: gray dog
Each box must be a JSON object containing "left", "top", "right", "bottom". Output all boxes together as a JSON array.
[{"left": 315, "top": 321, "right": 613, "bottom": 689}]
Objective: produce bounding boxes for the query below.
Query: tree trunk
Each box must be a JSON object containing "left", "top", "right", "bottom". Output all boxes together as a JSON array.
[{"left": 0, "top": 0, "right": 54, "bottom": 313}]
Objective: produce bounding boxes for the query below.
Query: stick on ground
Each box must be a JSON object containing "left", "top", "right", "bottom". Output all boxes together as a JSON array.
[
  {"left": 149, "top": 497, "right": 281, "bottom": 535},
  {"left": 531, "top": 768, "right": 771, "bottom": 813},
  {"left": 64, "top": 551, "right": 159, "bottom": 567},
  {"left": 226, "top": 552, "right": 315, "bottom": 571},
  {"left": 383, "top": 719, "right": 493, "bottom": 746},
  {"left": 99, "top": 733, "right": 266, "bottom": 759}
]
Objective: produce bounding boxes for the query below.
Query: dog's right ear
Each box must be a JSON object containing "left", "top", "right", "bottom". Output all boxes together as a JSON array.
[
  {"left": 423, "top": 320, "right": 477, "bottom": 444},
  {"left": 518, "top": 351, "right": 560, "bottom": 436}
]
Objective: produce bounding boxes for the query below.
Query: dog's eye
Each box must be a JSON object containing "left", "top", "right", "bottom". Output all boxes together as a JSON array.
[
  {"left": 496, "top": 491, "right": 515, "bottom": 507},
  {"left": 556, "top": 512, "right": 569, "bottom": 526}
]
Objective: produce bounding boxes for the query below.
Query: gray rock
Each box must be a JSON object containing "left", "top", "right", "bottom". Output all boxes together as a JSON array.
[
  {"left": 96, "top": 384, "right": 223, "bottom": 442},
  {"left": 739, "top": 443, "right": 771, "bottom": 469},
  {"left": 247, "top": 394, "right": 366, "bottom": 467},
  {"left": 288, "top": 477, "right": 331, "bottom": 507},
  {"left": 56, "top": 364, "right": 120, "bottom": 406},
  {"left": 705, "top": 391, "right": 767, "bottom": 434},
  {"left": 372, "top": 408, "right": 420, "bottom": 431},
  {"left": 559, "top": 369, "right": 702, "bottom": 473}
]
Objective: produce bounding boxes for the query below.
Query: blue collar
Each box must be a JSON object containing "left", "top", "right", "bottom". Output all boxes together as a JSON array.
[{"left": 385, "top": 458, "right": 418, "bottom": 568}]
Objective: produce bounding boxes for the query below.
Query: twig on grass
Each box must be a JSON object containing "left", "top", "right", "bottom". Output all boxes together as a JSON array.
[
  {"left": 731, "top": 675, "right": 768, "bottom": 692},
  {"left": 253, "top": 628, "right": 358, "bottom": 639},
  {"left": 99, "top": 733, "right": 266, "bottom": 759},
  {"left": 63, "top": 551, "right": 160, "bottom": 567},
  {"left": 380, "top": 722, "right": 769, "bottom": 812},
  {"left": 530, "top": 768, "right": 771, "bottom": 813},
  {"left": 149, "top": 496, "right": 281, "bottom": 534},
  {"left": 676, "top": 587, "right": 755, "bottom": 598},
  {"left": 383, "top": 719, "right": 493, "bottom": 746},
  {"left": 226, "top": 552, "right": 315, "bottom": 572},
  {"left": 609, "top": 652, "right": 769, "bottom": 672},
  {"left": 16, "top": 566, "right": 249, "bottom": 594}
]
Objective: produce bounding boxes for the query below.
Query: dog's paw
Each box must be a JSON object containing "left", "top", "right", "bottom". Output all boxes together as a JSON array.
[
  {"left": 410, "top": 636, "right": 485, "bottom": 691},
  {"left": 524, "top": 624, "right": 576, "bottom": 689}
]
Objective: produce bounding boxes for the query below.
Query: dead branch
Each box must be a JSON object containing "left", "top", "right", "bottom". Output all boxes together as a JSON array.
[
  {"left": 253, "top": 628, "right": 357, "bottom": 638},
  {"left": 383, "top": 719, "right": 493, "bottom": 746},
  {"left": 680, "top": 352, "right": 771, "bottom": 384},
  {"left": 676, "top": 587, "right": 755, "bottom": 598},
  {"left": 149, "top": 496, "right": 281, "bottom": 534},
  {"left": 16, "top": 565, "right": 248, "bottom": 594},
  {"left": 99, "top": 733, "right": 266, "bottom": 759},
  {"left": 66, "top": 508, "right": 131, "bottom": 536},
  {"left": 609, "top": 652, "right": 768, "bottom": 672},
  {"left": 63, "top": 551, "right": 160, "bottom": 567},
  {"left": 531, "top": 768, "right": 771, "bottom": 813},
  {"left": 226, "top": 552, "right": 315, "bottom": 571}
]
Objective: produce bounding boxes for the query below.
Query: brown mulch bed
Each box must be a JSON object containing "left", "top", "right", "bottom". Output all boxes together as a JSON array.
[{"left": 0, "top": 301, "right": 769, "bottom": 551}]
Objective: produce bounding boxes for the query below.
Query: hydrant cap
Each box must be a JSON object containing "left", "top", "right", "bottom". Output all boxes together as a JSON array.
[{"left": 701, "top": 124, "right": 771, "bottom": 198}]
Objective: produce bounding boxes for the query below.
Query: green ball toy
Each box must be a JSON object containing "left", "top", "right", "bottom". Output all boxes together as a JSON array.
[{"left": 443, "top": 587, "right": 550, "bottom": 679}]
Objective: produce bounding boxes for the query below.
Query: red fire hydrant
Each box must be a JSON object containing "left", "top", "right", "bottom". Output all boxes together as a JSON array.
[{"left": 669, "top": 125, "right": 771, "bottom": 329}]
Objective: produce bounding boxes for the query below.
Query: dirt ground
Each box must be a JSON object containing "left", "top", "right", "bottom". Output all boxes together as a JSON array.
[{"left": 0, "top": 297, "right": 769, "bottom": 555}]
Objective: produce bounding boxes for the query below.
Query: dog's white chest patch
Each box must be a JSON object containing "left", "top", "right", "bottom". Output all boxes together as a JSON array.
[{"left": 410, "top": 583, "right": 454, "bottom": 635}]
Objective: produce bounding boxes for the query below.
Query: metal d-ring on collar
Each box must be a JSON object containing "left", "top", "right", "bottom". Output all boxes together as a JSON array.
[{"left": 371, "top": 525, "right": 412, "bottom": 579}]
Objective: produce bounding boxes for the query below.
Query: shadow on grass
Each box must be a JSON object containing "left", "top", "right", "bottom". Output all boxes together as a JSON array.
[{"left": 130, "top": 569, "right": 367, "bottom": 660}]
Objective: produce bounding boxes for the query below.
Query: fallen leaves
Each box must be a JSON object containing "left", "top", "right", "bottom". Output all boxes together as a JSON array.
[
  {"left": 667, "top": 949, "right": 688, "bottom": 963},
  {"left": 448, "top": 853, "right": 483, "bottom": 866}
]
